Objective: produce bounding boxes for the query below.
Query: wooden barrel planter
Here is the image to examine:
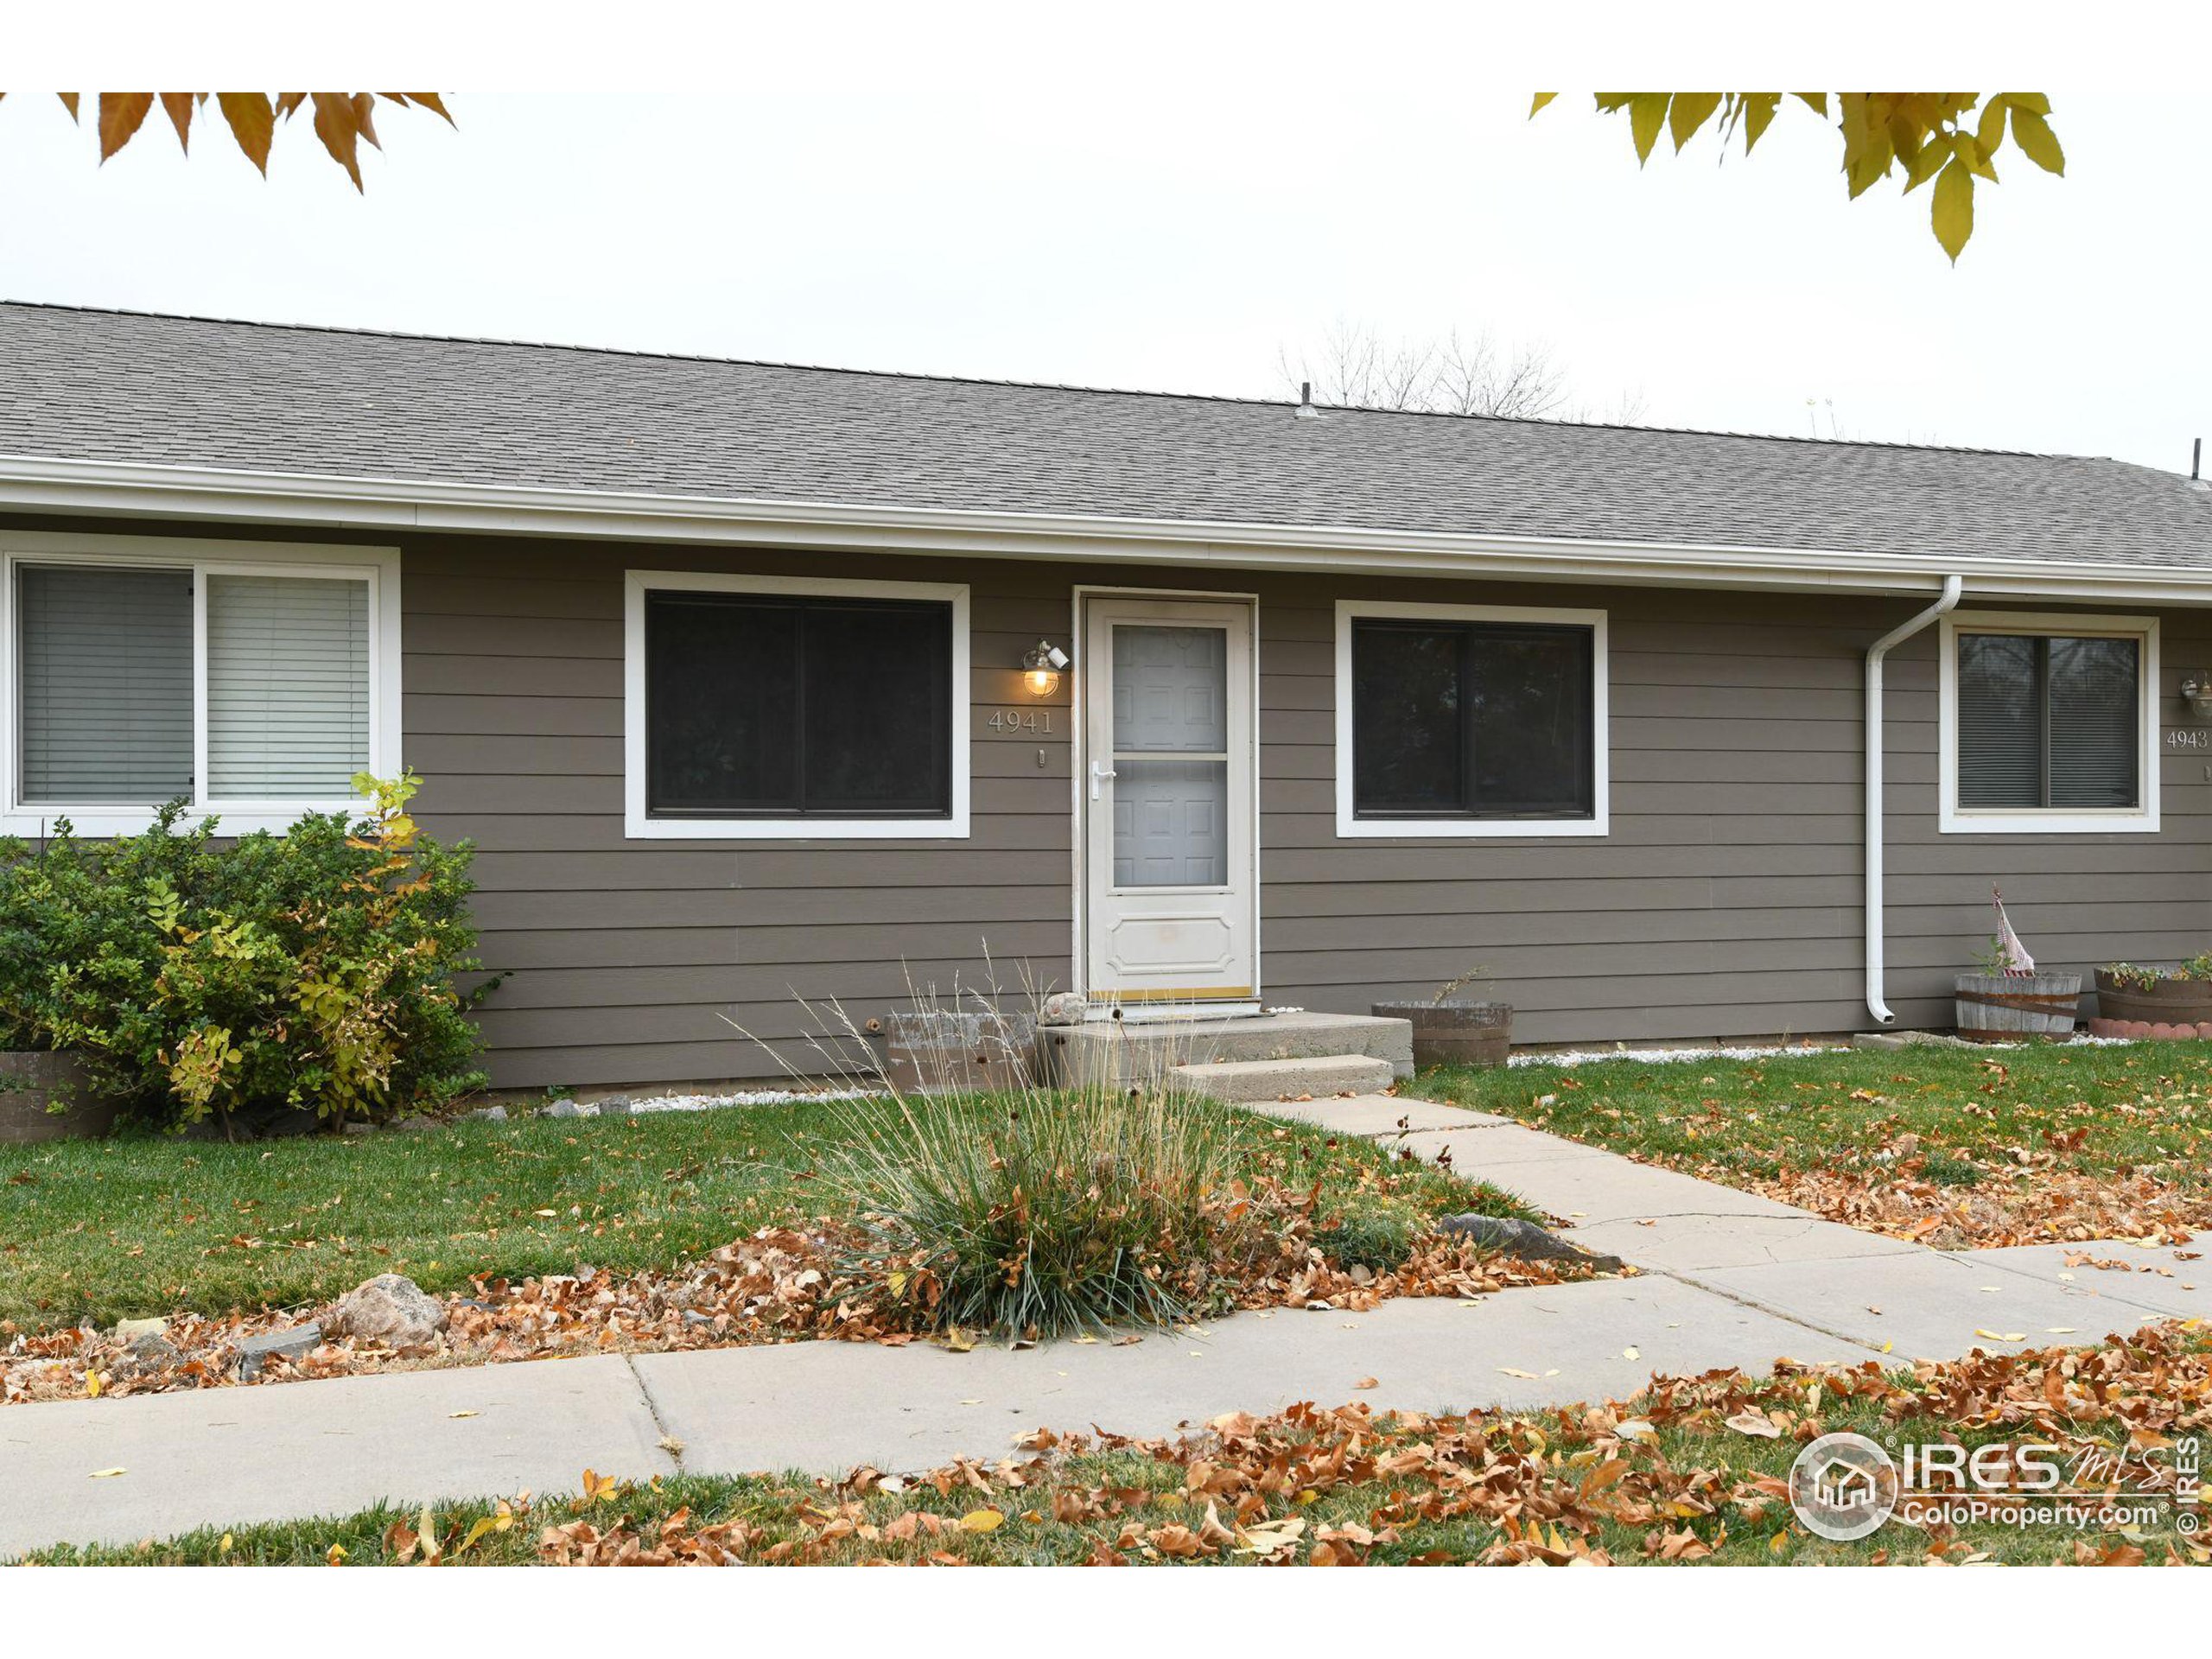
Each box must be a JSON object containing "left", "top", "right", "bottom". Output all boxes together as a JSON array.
[
  {"left": 0, "top": 1051, "right": 124, "bottom": 1144},
  {"left": 1952, "top": 974, "right": 2082, "bottom": 1042},
  {"left": 1371, "top": 1001, "right": 1512, "bottom": 1068},
  {"left": 2092, "top": 970, "right": 2212, "bottom": 1029}
]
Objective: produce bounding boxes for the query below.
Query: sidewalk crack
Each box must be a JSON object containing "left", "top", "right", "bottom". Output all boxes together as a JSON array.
[
  {"left": 625, "top": 1354, "right": 687, "bottom": 1471},
  {"left": 1656, "top": 1267, "right": 1890, "bottom": 1353}
]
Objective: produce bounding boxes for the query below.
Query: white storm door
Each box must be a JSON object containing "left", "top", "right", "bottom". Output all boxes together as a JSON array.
[{"left": 1082, "top": 596, "right": 1257, "bottom": 1003}]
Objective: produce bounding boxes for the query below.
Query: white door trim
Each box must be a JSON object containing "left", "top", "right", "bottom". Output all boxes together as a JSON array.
[{"left": 1070, "top": 585, "right": 1261, "bottom": 1007}]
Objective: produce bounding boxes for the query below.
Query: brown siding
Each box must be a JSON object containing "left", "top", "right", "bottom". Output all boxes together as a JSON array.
[
  {"left": 400, "top": 537, "right": 1077, "bottom": 1088},
  {"left": 407, "top": 540, "right": 2208, "bottom": 1084},
  {"left": 1257, "top": 577, "right": 2212, "bottom": 1045},
  {"left": 10, "top": 514, "right": 2207, "bottom": 1087}
]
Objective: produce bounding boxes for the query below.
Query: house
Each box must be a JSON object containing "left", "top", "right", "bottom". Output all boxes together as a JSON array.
[
  {"left": 2, "top": 302, "right": 2209, "bottom": 1092},
  {"left": 1811, "top": 1458, "right": 1878, "bottom": 1513}
]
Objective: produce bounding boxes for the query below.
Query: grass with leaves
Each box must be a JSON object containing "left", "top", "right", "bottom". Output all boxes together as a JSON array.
[
  {"left": 0, "top": 1093, "right": 1522, "bottom": 1334},
  {"left": 1419, "top": 1040, "right": 2212, "bottom": 1246}
]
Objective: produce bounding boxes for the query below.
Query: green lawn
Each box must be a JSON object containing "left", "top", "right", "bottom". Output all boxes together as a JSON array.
[
  {"left": 0, "top": 1096, "right": 1510, "bottom": 1332},
  {"left": 27, "top": 1325, "right": 2203, "bottom": 1567},
  {"left": 1419, "top": 1040, "right": 2212, "bottom": 1241}
]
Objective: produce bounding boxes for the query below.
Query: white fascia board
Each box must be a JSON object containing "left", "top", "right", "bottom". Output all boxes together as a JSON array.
[{"left": 7, "top": 450, "right": 2212, "bottom": 606}]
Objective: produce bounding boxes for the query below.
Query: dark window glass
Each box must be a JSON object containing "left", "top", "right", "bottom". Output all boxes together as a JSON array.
[
  {"left": 1351, "top": 619, "right": 1594, "bottom": 820},
  {"left": 1351, "top": 625, "right": 1464, "bottom": 810},
  {"left": 645, "top": 591, "right": 951, "bottom": 819},
  {"left": 1955, "top": 632, "right": 2139, "bottom": 810}
]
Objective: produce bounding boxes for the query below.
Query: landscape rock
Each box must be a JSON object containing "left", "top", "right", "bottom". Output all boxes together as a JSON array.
[
  {"left": 543, "top": 1099, "right": 582, "bottom": 1119},
  {"left": 467, "top": 1104, "right": 508, "bottom": 1122},
  {"left": 232, "top": 1321, "right": 322, "bottom": 1379},
  {"left": 597, "top": 1096, "right": 632, "bottom": 1117},
  {"left": 113, "top": 1316, "right": 169, "bottom": 1343},
  {"left": 118, "top": 1331, "right": 181, "bottom": 1376},
  {"left": 1437, "top": 1214, "right": 1624, "bottom": 1273},
  {"left": 1039, "top": 992, "right": 1089, "bottom": 1027},
  {"left": 327, "top": 1274, "right": 448, "bottom": 1349}
]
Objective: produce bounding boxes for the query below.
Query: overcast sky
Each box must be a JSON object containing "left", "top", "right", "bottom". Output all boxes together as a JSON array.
[{"left": 2, "top": 43, "right": 2203, "bottom": 473}]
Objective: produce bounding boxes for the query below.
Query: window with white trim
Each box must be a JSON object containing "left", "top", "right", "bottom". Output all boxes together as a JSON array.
[
  {"left": 1334, "top": 601, "right": 1609, "bottom": 838},
  {"left": 1, "top": 536, "right": 398, "bottom": 836},
  {"left": 623, "top": 571, "right": 970, "bottom": 839},
  {"left": 1939, "top": 612, "right": 2159, "bottom": 834}
]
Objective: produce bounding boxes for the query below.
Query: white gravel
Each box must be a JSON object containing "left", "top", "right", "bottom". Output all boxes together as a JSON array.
[
  {"left": 1506, "top": 1043, "right": 1847, "bottom": 1069},
  {"left": 614, "top": 1087, "right": 877, "bottom": 1116},
  {"left": 1506, "top": 1034, "right": 2132, "bottom": 1069}
]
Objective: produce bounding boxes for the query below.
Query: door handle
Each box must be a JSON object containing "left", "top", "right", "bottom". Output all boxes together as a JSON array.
[{"left": 1089, "top": 759, "right": 1116, "bottom": 800}]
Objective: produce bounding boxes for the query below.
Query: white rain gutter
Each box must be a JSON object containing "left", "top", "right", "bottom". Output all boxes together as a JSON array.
[
  {"left": 9, "top": 451, "right": 2212, "bottom": 604},
  {"left": 1865, "top": 573, "right": 1963, "bottom": 1023}
]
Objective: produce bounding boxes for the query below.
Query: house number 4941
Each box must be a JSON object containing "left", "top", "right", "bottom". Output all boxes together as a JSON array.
[{"left": 988, "top": 709, "right": 1054, "bottom": 734}]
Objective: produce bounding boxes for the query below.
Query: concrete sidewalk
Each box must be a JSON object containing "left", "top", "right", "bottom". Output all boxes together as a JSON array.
[
  {"left": 3, "top": 1092, "right": 2196, "bottom": 1556},
  {"left": 1351, "top": 1098, "right": 2196, "bottom": 1356},
  {"left": 2, "top": 1275, "right": 1878, "bottom": 1556}
]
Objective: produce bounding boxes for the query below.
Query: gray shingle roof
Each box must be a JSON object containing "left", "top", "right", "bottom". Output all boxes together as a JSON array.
[{"left": 3, "top": 302, "right": 2208, "bottom": 569}]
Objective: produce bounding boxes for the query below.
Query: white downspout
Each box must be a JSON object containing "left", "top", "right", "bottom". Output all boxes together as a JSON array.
[{"left": 1866, "top": 573, "right": 1963, "bottom": 1024}]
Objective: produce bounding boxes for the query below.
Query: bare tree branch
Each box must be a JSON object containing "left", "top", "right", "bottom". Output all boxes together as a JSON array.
[{"left": 1279, "top": 321, "right": 1600, "bottom": 423}]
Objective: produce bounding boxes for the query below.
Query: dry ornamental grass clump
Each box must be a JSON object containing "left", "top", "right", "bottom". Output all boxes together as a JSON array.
[{"left": 809, "top": 1083, "right": 1515, "bottom": 1338}]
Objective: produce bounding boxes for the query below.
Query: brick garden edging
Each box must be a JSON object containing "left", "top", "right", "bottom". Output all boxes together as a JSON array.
[{"left": 2085, "top": 1017, "right": 2212, "bottom": 1040}]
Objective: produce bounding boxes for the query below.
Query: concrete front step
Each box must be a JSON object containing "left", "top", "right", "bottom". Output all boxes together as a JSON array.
[
  {"left": 1171, "top": 1053, "right": 1396, "bottom": 1103},
  {"left": 1038, "top": 1009, "right": 1414, "bottom": 1087}
]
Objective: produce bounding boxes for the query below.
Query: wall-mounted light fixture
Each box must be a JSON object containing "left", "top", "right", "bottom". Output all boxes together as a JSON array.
[
  {"left": 1022, "top": 640, "right": 1070, "bottom": 698},
  {"left": 2181, "top": 674, "right": 2212, "bottom": 718}
]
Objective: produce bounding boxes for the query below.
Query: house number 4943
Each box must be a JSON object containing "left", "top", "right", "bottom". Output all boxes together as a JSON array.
[
  {"left": 988, "top": 709, "right": 1054, "bottom": 734},
  {"left": 2165, "top": 728, "right": 2210, "bottom": 749}
]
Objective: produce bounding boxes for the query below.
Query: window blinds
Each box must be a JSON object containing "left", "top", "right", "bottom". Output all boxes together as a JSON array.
[
  {"left": 17, "top": 564, "right": 194, "bottom": 803},
  {"left": 1955, "top": 632, "right": 2139, "bottom": 810},
  {"left": 2046, "top": 637, "right": 2139, "bottom": 808},
  {"left": 206, "top": 574, "right": 371, "bottom": 798},
  {"left": 1955, "top": 633, "right": 2044, "bottom": 808}
]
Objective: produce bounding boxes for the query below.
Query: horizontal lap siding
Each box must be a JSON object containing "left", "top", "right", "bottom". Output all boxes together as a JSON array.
[
  {"left": 402, "top": 542, "right": 2209, "bottom": 1079},
  {"left": 45, "top": 514, "right": 2194, "bottom": 1084},
  {"left": 403, "top": 538, "right": 1076, "bottom": 1089},
  {"left": 1255, "top": 578, "right": 2212, "bottom": 1044}
]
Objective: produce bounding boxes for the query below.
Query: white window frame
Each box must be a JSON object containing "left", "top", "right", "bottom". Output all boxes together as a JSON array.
[
  {"left": 0, "top": 529, "right": 401, "bottom": 837},
  {"left": 1938, "top": 609, "right": 2160, "bottom": 835},
  {"left": 623, "top": 569, "right": 970, "bottom": 841},
  {"left": 1333, "top": 599, "right": 1610, "bottom": 839}
]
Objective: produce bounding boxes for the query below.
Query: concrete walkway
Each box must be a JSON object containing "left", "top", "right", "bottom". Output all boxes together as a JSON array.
[
  {"left": 1357, "top": 1102, "right": 2202, "bottom": 1353},
  {"left": 3, "top": 1093, "right": 2197, "bottom": 1556}
]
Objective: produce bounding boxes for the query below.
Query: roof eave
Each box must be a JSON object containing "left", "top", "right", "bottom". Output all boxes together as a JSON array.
[{"left": 3, "top": 451, "right": 2209, "bottom": 606}]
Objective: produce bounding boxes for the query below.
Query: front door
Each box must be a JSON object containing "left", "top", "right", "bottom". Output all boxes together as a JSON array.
[{"left": 1081, "top": 594, "right": 1257, "bottom": 1007}]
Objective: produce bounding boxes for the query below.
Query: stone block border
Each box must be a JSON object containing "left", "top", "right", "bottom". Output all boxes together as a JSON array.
[{"left": 2085, "top": 1015, "right": 2212, "bottom": 1040}]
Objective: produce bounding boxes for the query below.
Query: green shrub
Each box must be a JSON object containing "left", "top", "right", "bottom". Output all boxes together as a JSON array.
[
  {"left": 810, "top": 1086, "right": 1268, "bottom": 1338},
  {"left": 2102, "top": 954, "right": 2212, "bottom": 989},
  {"left": 0, "top": 772, "right": 493, "bottom": 1131}
]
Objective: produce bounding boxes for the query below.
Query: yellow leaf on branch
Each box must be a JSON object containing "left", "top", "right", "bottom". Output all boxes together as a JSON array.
[{"left": 1536, "top": 92, "right": 2063, "bottom": 259}]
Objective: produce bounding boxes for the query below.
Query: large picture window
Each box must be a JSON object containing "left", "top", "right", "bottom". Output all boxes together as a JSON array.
[
  {"left": 1335, "top": 601, "right": 1608, "bottom": 838},
  {"left": 1941, "top": 613, "right": 2158, "bottom": 833},
  {"left": 624, "top": 572, "right": 970, "bottom": 839},
  {"left": 1, "top": 534, "right": 397, "bottom": 836}
]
